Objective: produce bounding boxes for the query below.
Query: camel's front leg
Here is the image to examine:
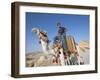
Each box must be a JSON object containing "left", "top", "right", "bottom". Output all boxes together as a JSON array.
[
  {"left": 76, "top": 54, "right": 81, "bottom": 65},
  {"left": 59, "top": 49, "right": 65, "bottom": 66},
  {"left": 65, "top": 56, "right": 71, "bottom": 65}
]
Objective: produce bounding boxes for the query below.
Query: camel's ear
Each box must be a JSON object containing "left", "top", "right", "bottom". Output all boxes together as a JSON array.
[
  {"left": 31, "top": 28, "right": 37, "bottom": 33},
  {"left": 43, "top": 31, "right": 47, "bottom": 34}
]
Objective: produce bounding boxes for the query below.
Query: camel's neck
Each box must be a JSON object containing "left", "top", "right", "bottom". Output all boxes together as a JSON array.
[
  {"left": 40, "top": 39, "right": 49, "bottom": 54},
  {"left": 33, "top": 29, "right": 49, "bottom": 54}
]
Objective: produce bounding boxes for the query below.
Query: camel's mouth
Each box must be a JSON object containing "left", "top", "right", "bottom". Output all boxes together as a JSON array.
[{"left": 32, "top": 28, "right": 37, "bottom": 33}]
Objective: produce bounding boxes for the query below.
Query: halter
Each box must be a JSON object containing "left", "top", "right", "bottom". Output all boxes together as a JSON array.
[{"left": 38, "top": 31, "right": 49, "bottom": 43}]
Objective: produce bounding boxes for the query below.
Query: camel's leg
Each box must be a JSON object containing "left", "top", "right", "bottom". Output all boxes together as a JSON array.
[
  {"left": 69, "top": 53, "right": 81, "bottom": 65},
  {"left": 77, "top": 55, "right": 81, "bottom": 65},
  {"left": 59, "top": 49, "right": 65, "bottom": 66},
  {"left": 76, "top": 46, "right": 81, "bottom": 65},
  {"left": 66, "top": 57, "right": 71, "bottom": 65},
  {"left": 64, "top": 56, "right": 69, "bottom": 65}
]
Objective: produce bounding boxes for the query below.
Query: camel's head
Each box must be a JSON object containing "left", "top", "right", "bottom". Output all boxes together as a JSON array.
[{"left": 32, "top": 28, "right": 49, "bottom": 43}]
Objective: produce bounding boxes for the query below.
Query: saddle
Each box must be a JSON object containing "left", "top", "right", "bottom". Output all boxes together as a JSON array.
[{"left": 66, "top": 36, "right": 77, "bottom": 54}]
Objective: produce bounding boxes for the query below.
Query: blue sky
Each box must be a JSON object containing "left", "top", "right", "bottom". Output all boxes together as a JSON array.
[{"left": 26, "top": 12, "right": 89, "bottom": 53}]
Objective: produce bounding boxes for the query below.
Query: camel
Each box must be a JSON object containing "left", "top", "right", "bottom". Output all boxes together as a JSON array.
[
  {"left": 53, "top": 35, "right": 67, "bottom": 65},
  {"left": 32, "top": 28, "right": 65, "bottom": 66},
  {"left": 66, "top": 40, "right": 89, "bottom": 65}
]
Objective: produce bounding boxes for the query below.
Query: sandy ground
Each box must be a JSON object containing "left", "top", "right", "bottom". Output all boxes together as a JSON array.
[{"left": 26, "top": 49, "right": 89, "bottom": 67}]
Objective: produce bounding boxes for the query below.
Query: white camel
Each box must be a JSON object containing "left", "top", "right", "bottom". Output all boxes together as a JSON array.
[{"left": 32, "top": 28, "right": 65, "bottom": 66}]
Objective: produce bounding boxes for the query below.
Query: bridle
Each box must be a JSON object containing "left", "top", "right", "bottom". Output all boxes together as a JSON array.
[{"left": 38, "top": 31, "right": 49, "bottom": 43}]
